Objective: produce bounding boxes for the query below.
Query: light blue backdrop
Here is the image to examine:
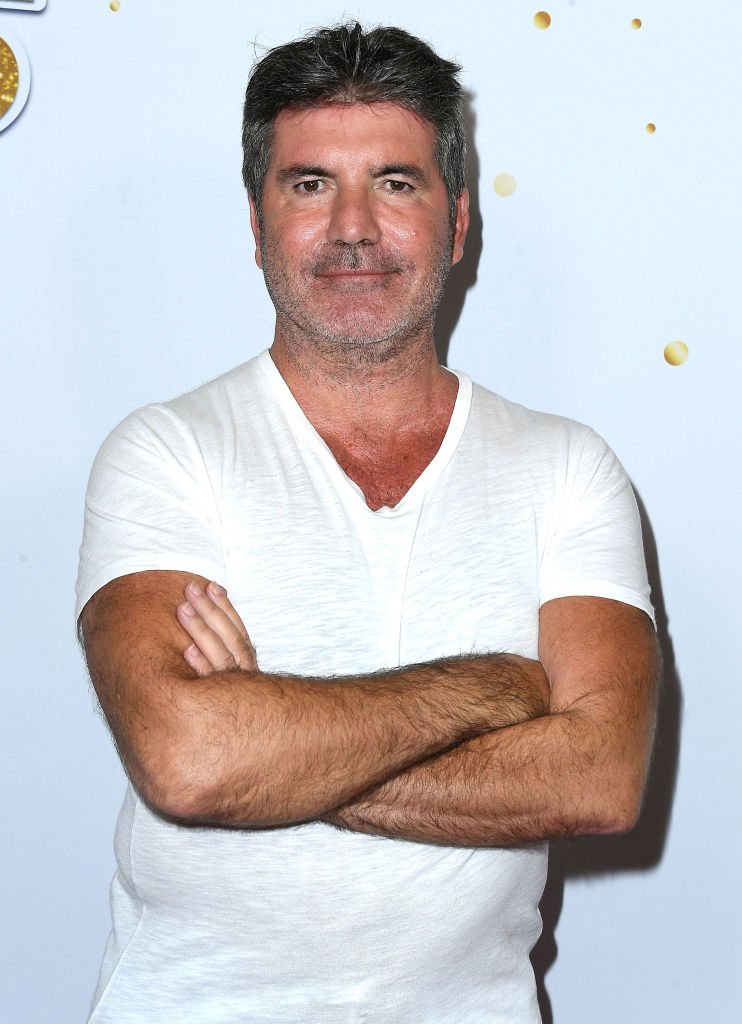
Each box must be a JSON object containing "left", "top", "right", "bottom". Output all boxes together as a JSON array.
[{"left": 1, "top": 1, "right": 739, "bottom": 1021}]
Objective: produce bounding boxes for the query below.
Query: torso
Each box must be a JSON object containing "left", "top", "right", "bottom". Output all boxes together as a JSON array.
[{"left": 81, "top": 351, "right": 652, "bottom": 1023}]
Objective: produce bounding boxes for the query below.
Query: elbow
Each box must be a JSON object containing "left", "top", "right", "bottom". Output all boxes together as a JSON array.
[
  {"left": 593, "top": 799, "right": 641, "bottom": 836},
  {"left": 126, "top": 732, "right": 229, "bottom": 825},
  {"left": 557, "top": 711, "right": 653, "bottom": 838},
  {"left": 146, "top": 761, "right": 214, "bottom": 825},
  {"left": 127, "top": 751, "right": 201, "bottom": 824},
  {"left": 549, "top": 758, "right": 646, "bottom": 839},
  {"left": 582, "top": 774, "right": 646, "bottom": 837},
  {"left": 556, "top": 800, "right": 640, "bottom": 840},
  {"left": 600, "top": 749, "right": 652, "bottom": 834},
  {"left": 136, "top": 734, "right": 272, "bottom": 827}
]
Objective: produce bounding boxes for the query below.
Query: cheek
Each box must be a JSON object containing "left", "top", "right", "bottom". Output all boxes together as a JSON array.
[
  {"left": 296, "top": 224, "right": 323, "bottom": 245},
  {"left": 285, "top": 205, "right": 328, "bottom": 239},
  {"left": 261, "top": 239, "right": 301, "bottom": 276},
  {"left": 395, "top": 227, "right": 417, "bottom": 244},
  {"left": 381, "top": 212, "right": 446, "bottom": 251},
  {"left": 266, "top": 220, "right": 327, "bottom": 259},
  {"left": 381, "top": 218, "right": 421, "bottom": 247}
]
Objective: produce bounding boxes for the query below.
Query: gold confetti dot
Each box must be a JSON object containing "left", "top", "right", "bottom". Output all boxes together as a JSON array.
[
  {"left": 645, "top": 122, "right": 656, "bottom": 133},
  {"left": 631, "top": 18, "right": 642, "bottom": 29},
  {"left": 664, "top": 341, "right": 689, "bottom": 366},
  {"left": 0, "top": 37, "right": 20, "bottom": 120},
  {"left": 493, "top": 173, "right": 517, "bottom": 198},
  {"left": 110, "top": 1, "right": 121, "bottom": 10},
  {"left": 534, "top": 11, "right": 551, "bottom": 30}
]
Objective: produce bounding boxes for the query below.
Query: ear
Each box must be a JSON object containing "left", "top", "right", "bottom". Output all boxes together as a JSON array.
[
  {"left": 451, "top": 188, "right": 470, "bottom": 266},
  {"left": 248, "top": 195, "right": 263, "bottom": 269}
]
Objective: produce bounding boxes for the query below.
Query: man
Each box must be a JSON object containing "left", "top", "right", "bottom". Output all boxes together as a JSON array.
[{"left": 77, "top": 22, "right": 658, "bottom": 1024}]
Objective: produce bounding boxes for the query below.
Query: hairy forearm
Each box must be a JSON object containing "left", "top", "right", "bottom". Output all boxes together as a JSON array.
[
  {"left": 157, "top": 653, "right": 549, "bottom": 829},
  {"left": 324, "top": 704, "right": 654, "bottom": 847},
  {"left": 322, "top": 600, "right": 660, "bottom": 848}
]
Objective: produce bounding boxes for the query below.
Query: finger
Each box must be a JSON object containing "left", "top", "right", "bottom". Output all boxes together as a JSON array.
[
  {"left": 177, "top": 600, "right": 236, "bottom": 672},
  {"left": 183, "top": 642, "right": 218, "bottom": 677},
  {"left": 206, "top": 581, "right": 249, "bottom": 637},
  {"left": 185, "top": 581, "right": 247, "bottom": 647},
  {"left": 182, "top": 581, "right": 257, "bottom": 671}
]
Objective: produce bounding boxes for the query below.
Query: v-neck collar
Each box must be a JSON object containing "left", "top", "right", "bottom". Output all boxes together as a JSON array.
[{"left": 257, "top": 349, "right": 472, "bottom": 518}]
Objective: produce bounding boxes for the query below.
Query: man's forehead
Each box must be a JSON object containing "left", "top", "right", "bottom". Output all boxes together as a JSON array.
[{"left": 269, "top": 102, "right": 437, "bottom": 163}]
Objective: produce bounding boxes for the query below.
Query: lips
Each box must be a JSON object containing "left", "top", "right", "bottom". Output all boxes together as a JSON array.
[
  {"left": 314, "top": 270, "right": 398, "bottom": 294},
  {"left": 311, "top": 250, "right": 402, "bottom": 278},
  {"left": 318, "top": 269, "right": 393, "bottom": 279}
]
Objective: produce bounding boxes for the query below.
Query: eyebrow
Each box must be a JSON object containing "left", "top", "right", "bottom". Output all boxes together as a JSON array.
[
  {"left": 371, "top": 164, "right": 430, "bottom": 186},
  {"left": 274, "top": 163, "right": 430, "bottom": 186},
  {"left": 275, "top": 165, "right": 331, "bottom": 184}
]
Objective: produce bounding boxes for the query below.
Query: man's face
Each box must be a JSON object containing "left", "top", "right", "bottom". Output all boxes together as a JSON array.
[{"left": 250, "top": 102, "right": 469, "bottom": 356}]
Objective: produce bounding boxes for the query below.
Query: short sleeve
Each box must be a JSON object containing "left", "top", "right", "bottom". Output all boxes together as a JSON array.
[
  {"left": 75, "top": 404, "right": 225, "bottom": 622},
  {"left": 539, "top": 429, "right": 654, "bottom": 623}
]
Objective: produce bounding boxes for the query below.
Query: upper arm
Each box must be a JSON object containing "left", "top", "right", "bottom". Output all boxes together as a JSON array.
[
  {"left": 538, "top": 595, "right": 660, "bottom": 824},
  {"left": 76, "top": 402, "right": 227, "bottom": 813},
  {"left": 80, "top": 570, "right": 208, "bottom": 812}
]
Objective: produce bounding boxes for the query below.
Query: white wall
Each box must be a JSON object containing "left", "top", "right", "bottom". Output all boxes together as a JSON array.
[{"left": 1, "top": 1, "right": 739, "bottom": 1020}]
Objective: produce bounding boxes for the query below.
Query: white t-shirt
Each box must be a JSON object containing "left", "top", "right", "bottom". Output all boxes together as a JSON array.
[{"left": 76, "top": 351, "right": 653, "bottom": 1023}]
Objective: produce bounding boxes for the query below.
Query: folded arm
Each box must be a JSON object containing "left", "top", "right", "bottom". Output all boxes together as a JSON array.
[
  {"left": 164, "top": 581, "right": 659, "bottom": 846},
  {"left": 80, "top": 570, "right": 550, "bottom": 829},
  {"left": 323, "top": 596, "right": 660, "bottom": 845}
]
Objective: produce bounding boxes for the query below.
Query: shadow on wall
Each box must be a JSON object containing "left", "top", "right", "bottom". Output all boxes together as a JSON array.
[
  {"left": 435, "top": 94, "right": 482, "bottom": 365},
  {"left": 532, "top": 491, "right": 682, "bottom": 1024}
]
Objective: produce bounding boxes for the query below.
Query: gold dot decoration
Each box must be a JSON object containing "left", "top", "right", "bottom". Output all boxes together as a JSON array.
[
  {"left": 534, "top": 11, "right": 552, "bottom": 30},
  {"left": 0, "top": 37, "right": 20, "bottom": 120},
  {"left": 631, "top": 18, "right": 642, "bottom": 30},
  {"left": 493, "top": 173, "right": 517, "bottom": 198},
  {"left": 110, "top": 0, "right": 121, "bottom": 10},
  {"left": 645, "top": 122, "right": 656, "bottom": 133},
  {"left": 664, "top": 341, "right": 689, "bottom": 366}
]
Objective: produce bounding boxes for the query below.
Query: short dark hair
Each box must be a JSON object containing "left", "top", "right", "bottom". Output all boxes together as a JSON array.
[{"left": 242, "top": 22, "right": 466, "bottom": 223}]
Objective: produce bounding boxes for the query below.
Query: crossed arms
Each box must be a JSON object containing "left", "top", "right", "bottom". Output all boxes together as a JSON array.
[{"left": 80, "top": 570, "right": 659, "bottom": 846}]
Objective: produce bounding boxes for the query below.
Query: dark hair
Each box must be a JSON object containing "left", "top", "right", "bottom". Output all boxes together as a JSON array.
[{"left": 242, "top": 22, "right": 466, "bottom": 223}]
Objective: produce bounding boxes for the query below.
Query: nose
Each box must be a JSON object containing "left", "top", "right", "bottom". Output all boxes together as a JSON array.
[{"left": 327, "top": 187, "right": 381, "bottom": 246}]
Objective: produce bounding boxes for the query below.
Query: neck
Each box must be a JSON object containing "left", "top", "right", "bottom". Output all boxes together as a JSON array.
[{"left": 269, "top": 326, "right": 454, "bottom": 438}]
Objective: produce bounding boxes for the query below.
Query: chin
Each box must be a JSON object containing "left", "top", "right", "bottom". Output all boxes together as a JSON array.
[
  {"left": 316, "top": 304, "right": 428, "bottom": 345},
  {"left": 312, "top": 325, "right": 426, "bottom": 366}
]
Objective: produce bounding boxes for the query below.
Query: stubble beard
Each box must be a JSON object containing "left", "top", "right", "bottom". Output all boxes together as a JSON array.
[{"left": 259, "top": 232, "right": 454, "bottom": 366}]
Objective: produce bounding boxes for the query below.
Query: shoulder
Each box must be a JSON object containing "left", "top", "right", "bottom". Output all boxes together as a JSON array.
[
  {"left": 95, "top": 353, "right": 270, "bottom": 464},
  {"left": 466, "top": 377, "right": 610, "bottom": 466},
  {"left": 164, "top": 352, "right": 268, "bottom": 426}
]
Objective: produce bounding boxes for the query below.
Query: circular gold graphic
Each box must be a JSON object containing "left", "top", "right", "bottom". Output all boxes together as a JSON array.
[
  {"left": 664, "top": 341, "right": 689, "bottom": 366},
  {"left": 631, "top": 18, "right": 642, "bottom": 30},
  {"left": 493, "top": 173, "right": 517, "bottom": 197},
  {"left": 534, "top": 11, "right": 551, "bottom": 30},
  {"left": 110, "top": 1, "right": 122, "bottom": 10},
  {"left": 0, "top": 31, "right": 30, "bottom": 132},
  {"left": 646, "top": 122, "right": 656, "bottom": 133},
  {"left": 0, "top": 37, "right": 20, "bottom": 120}
]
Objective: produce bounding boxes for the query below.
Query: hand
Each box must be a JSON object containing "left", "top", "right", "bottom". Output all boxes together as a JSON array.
[{"left": 176, "top": 580, "right": 257, "bottom": 676}]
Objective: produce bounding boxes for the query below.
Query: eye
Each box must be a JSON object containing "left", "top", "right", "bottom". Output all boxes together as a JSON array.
[
  {"left": 384, "top": 180, "right": 413, "bottom": 193},
  {"left": 296, "top": 180, "right": 324, "bottom": 194}
]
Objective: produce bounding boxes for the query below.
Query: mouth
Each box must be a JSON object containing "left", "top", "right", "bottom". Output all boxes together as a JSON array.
[{"left": 315, "top": 269, "right": 397, "bottom": 283}]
